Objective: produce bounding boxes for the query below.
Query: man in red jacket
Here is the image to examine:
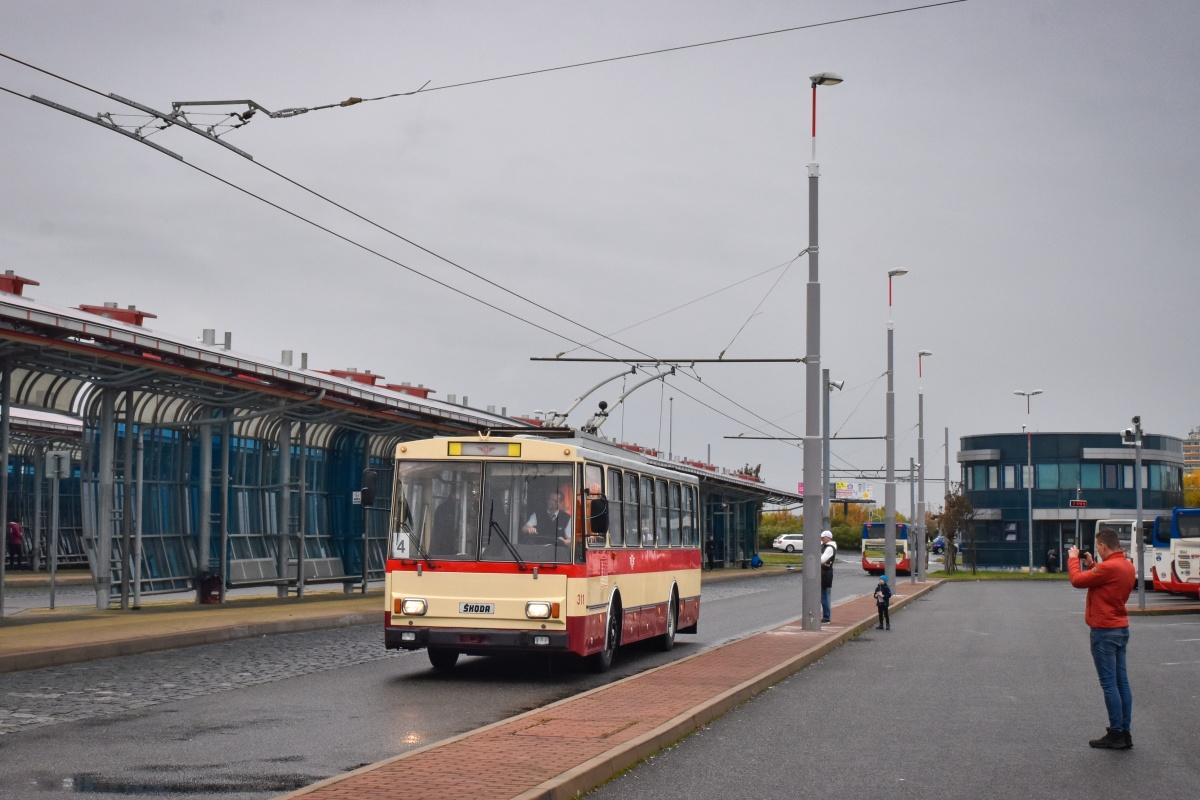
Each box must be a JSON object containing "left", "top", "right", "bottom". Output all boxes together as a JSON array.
[{"left": 1068, "top": 528, "right": 1135, "bottom": 750}]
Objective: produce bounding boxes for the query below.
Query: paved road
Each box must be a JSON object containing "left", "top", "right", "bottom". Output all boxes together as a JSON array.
[
  {"left": 0, "top": 560, "right": 875, "bottom": 799},
  {"left": 589, "top": 580, "right": 1200, "bottom": 800}
]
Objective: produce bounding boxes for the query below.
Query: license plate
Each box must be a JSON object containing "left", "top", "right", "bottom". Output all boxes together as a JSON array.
[{"left": 459, "top": 602, "right": 495, "bottom": 615}]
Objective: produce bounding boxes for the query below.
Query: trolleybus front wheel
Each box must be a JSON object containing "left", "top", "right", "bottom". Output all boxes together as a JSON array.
[
  {"left": 656, "top": 591, "right": 678, "bottom": 652},
  {"left": 428, "top": 647, "right": 460, "bottom": 672},
  {"left": 591, "top": 600, "right": 621, "bottom": 673}
]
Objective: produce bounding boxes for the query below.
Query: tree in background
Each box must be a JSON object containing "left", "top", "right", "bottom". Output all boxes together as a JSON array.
[
  {"left": 758, "top": 503, "right": 913, "bottom": 553},
  {"left": 931, "top": 487, "right": 973, "bottom": 575},
  {"left": 1185, "top": 469, "right": 1200, "bottom": 507}
]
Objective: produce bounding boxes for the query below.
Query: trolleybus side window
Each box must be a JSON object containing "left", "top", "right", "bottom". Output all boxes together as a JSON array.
[
  {"left": 655, "top": 479, "right": 669, "bottom": 547},
  {"left": 584, "top": 463, "right": 605, "bottom": 548},
  {"left": 640, "top": 476, "right": 654, "bottom": 546},
  {"left": 669, "top": 483, "right": 682, "bottom": 546},
  {"left": 607, "top": 468, "right": 624, "bottom": 547},
  {"left": 682, "top": 486, "right": 696, "bottom": 546},
  {"left": 626, "top": 473, "right": 641, "bottom": 548}
]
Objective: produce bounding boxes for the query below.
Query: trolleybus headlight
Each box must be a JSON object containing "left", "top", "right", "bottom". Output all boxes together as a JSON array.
[
  {"left": 400, "top": 598, "right": 428, "bottom": 616},
  {"left": 525, "top": 601, "right": 553, "bottom": 619}
]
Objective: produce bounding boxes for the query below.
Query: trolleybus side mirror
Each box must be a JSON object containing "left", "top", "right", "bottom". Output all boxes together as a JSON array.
[
  {"left": 361, "top": 468, "right": 378, "bottom": 507},
  {"left": 588, "top": 497, "right": 609, "bottom": 535}
]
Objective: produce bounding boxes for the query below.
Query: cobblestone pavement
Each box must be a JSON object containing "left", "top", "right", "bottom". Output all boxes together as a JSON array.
[{"left": 0, "top": 623, "right": 402, "bottom": 735}]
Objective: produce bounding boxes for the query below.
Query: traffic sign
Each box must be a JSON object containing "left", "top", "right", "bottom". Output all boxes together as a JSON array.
[{"left": 1069, "top": 499, "right": 1088, "bottom": 508}]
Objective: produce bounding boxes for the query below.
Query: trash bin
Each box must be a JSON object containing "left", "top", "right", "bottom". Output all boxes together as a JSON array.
[{"left": 198, "top": 572, "right": 222, "bottom": 604}]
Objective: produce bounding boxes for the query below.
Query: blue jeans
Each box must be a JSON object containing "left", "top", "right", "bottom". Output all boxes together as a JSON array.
[
  {"left": 820, "top": 587, "right": 831, "bottom": 621},
  {"left": 1090, "top": 627, "right": 1132, "bottom": 732}
]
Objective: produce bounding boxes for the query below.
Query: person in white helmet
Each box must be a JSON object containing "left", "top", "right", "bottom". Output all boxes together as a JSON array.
[{"left": 819, "top": 530, "right": 837, "bottom": 623}]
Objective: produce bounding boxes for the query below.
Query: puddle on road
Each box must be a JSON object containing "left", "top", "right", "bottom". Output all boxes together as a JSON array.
[{"left": 39, "top": 773, "right": 319, "bottom": 795}]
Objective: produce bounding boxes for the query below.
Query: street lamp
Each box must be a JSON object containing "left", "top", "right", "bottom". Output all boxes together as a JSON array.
[
  {"left": 1121, "top": 416, "right": 1146, "bottom": 610},
  {"left": 822, "top": 370, "right": 844, "bottom": 530},
  {"left": 915, "top": 350, "right": 932, "bottom": 583},
  {"left": 1014, "top": 389, "right": 1044, "bottom": 575},
  {"left": 802, "top": 70, "right": 842, "bottom": 632},
  {"left": 884, "top": 268, "right": 907, "bottom": 586}
]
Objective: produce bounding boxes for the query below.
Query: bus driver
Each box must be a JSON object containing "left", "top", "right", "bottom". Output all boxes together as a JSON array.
[{"left": 523, "top": 488, "right": 572, "bottom": 547}]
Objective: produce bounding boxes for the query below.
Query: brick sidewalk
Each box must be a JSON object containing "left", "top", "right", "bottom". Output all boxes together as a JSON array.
[{"left": 284, "top": 581, "right": 939, "bottom": 800}]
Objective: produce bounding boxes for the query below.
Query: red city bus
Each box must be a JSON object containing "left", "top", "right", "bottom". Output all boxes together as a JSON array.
[{"left": 384, "top": 433, "right": 702, "bottom": 671}]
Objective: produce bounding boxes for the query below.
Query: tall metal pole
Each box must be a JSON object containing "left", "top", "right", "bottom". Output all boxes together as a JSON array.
[
  {"left": 134, "top": 434, "right": 143, "bottom": 609},
  {"left": 822, "top": 368, "right": 832, "bottom": 530},
  {"left": 802, "top": 83, "right": 822, "bottom": 631},
  {"left": 1134, "top": 418, "right": 1145, "bottom": 609},
  {"left": 198, "top": 421, "right": 212, "bottom": 603},
  {"left": 1015, "top": 389, "right": 1043, "bottom": 576},
  {"left": 121, "top": 390, "right": 134, "bottom": 609},
  {"left": 1027, "top": 427, "right": 1034, "bottom": 575},
  {"left": 917, "top": 355, "right": 928, "bottom": 583},
  {"left": 885, "top": 321, "right": 896, "bottom": 586},
  {"left": 219, "top": 419, "right": 231, "bottom": 604}
]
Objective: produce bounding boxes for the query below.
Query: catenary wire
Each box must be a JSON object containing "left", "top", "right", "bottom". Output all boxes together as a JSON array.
[
  {"left": 0, "top": 81, "right": 800, "bottom": 446},
  {"left": 0, "top": 52, "right": 810, "bottom": 442},
  {"left": 165, "top": 2, "right": 968, "bottom": 113}
]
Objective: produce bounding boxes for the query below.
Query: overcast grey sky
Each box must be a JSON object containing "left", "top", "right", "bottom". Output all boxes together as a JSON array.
[{"left": 2, "top": 0, "right": 1197, "bottom": 503}]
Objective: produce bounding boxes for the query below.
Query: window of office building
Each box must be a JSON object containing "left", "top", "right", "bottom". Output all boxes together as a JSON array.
[
  {"left": 1059, "top": 462, "right": 1080, "bottom": 491},
  {"left": 988, "top": 465, "right": 999, "bottom": 489},
  {"left": 1003, "top": 464, "right": 1016, "bottom": 489},
  {"left": 1081, "top": 463, "right": 1102, "bottom": 489},
  {"left": 1037, "top": 463, "right": 1059, "bottom": 489}
]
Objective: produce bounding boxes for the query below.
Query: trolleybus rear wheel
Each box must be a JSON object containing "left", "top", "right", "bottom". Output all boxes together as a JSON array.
[{"left": 428, "top": 647, "right": 460, "bottom": 672}]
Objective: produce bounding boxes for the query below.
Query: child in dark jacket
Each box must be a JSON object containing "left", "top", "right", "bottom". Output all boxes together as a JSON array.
[{"left": 873, "top": 575, "right": 892, "bottom": 630}]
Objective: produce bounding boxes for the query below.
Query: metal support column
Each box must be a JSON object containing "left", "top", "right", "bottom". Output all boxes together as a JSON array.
[
  {"left": 361, "top": 441, "right": 371, "bottom": 594},
  {"left": 50, "top": 454, "right": 62, "bottom": 609},
  {"left": 0, "top": 363, "right": 10, "bottom": 619},
  {"left": 197, "top": 421, "right": 212, "bottom": 602},
  {"left": 276, "top": 419, "right": 291, "bottom": 598},
  {"left": 219, "top": 419, "right": 231, "bottom": 604},
  {"left": 96, "top": 389, "right": 116, "bottom": 609},
  {"left": 801, "top": 162, "right": 823, "bottom": 632},
  {"left": 909, "top": 457, "right": 916, "bottom": 583},
  {"left": 33, "top": 444, "right": 44, "bottom": 573},
  {"left": 133, "top": 433, "right": 143, "bottom": 609},
  {"left": 121, "top": 389, "right": 134, "bottom": 608},
  {"left": 297, "top": 422, "right": 308, "bottom": 598}
]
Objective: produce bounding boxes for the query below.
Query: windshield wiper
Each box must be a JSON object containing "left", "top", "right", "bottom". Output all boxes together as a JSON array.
[
  {"left": 397, "top": 521, "right": 434, "bottom": 568},
  {"left": 488, "top": 500, "right": 526, "bottom": 569}
]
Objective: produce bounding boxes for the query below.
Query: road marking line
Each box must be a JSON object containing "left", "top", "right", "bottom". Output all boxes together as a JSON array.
[{"left": 1161, "top": 659, "right": 1200, "bottom": 666}]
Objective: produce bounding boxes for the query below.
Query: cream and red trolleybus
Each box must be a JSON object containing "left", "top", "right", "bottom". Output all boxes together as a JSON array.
[{"left": 384, "top": 431, "right": 702, "bottom": 671}]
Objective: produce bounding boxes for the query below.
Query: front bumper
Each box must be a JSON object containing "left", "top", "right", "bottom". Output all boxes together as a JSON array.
[{"left": 385, "top": 625, "right": 570, "bottom": 654}]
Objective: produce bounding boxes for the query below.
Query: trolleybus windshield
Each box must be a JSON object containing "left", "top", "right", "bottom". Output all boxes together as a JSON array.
[
  {"left": 392, "top": 460, "right": 576, "bottom": 565},
  {"left": 1177, "top": 514, "right": 1200, "bottom": 538}
]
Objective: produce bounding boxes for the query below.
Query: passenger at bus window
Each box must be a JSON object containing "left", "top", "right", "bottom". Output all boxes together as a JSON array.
[
  {"left": 523, "top": 490, "right": 572, "bottom": 546},
  {"left": 431, "top": 495, "right": 460, "bottom": 555}
]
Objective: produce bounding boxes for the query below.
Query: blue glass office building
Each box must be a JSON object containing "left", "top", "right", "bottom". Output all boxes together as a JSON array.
[{"left": 957, "top": 432, "right": 1185, "bottom": 568}]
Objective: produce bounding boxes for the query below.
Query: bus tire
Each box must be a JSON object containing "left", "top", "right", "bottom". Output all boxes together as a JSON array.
[
  {"left": 590, "top": 597, "right": 621, "bottom": 673},
  {"left": 428, "top": 647, "right": 459, "bottom": 672},
  {"left": 656, "top": 590, "right": 678, "bottom": 652}
]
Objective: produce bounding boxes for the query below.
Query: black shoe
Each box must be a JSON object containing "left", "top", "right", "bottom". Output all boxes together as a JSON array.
[
  {"left": 1089, "top": 728, "right": 1129, "bottom": 749},
  {"left": 821, "top": 618, "right": 831, "bottom": 624},
  {"left": 1123, "top": 731, "right": 1133, "bottom": 749},
  {"left": 885, "top": 625, "right": 890, "bottom": 630},
  {"left": 876, "top": 624, "right": 884, "bottom": 629}
]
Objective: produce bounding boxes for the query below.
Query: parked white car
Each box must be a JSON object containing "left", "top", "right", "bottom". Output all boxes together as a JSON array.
[{"left": 772, "top": 533, "right": 806, "bottom": 553}]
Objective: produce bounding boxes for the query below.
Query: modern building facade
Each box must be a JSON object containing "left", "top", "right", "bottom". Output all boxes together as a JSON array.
[
  {"left": 958, "top": 432, "right": 1185, "bottom": 568},
  {"left": 1184, "top": 426, "right": 1200, "bottom": 472}
]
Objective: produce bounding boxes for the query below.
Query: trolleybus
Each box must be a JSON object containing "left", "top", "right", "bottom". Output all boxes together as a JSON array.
[
  {"left": 861, "top": 522, "right": 910, "bottom": 575},
  {"left": 384, "top": 432, "right": 702, "bottom": 671},
  {"left": 1093, "top": 518, "right": 1155, "bottom": 588},
  {"left": 1149, "top": 508, "right": 1200, "bottom": 596}
]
